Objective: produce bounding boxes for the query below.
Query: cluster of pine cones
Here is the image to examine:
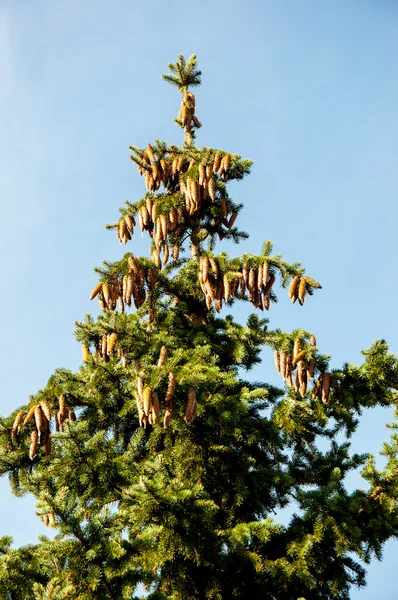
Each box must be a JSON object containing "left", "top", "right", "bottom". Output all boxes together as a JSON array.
[
  {"left": 130, "top": 141, "right": 235, "bottom": 220},
  {"left": 11, "top": 395, "right": 76, "bottom": 460},
  {"left": 179, "top": 91, "right": 200, "bottom": 132},
  {"left": 82, "top": 331, "right": 128, "bottom": 366},
  {"left": 274, "top": 334, "right": 331, "bottom": 403},
  {"left": 90, "top": 255, "right": 161, "bottom": 313},
  {"left": 135, "top": 347, "right": 197, "bottom": 429},
  {"left": 199, "top": 256, "right": 276, "bottom": 312},
  {"left": 289, "top": 275, "right": 322, "bottom": 305}
]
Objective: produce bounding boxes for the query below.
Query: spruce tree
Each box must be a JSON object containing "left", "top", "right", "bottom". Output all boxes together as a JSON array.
[{"left": 1, "top": 54, "right": 398, "bottom": 600}]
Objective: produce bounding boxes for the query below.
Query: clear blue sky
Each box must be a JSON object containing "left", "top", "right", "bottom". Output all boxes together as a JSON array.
[{"left": 1, "top": 1, "right": 397, "bottom": 597}]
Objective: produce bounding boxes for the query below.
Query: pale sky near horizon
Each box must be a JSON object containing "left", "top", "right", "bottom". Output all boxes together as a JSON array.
[{"left": 1, "top": 1, "right": 398, "bottom": 597}]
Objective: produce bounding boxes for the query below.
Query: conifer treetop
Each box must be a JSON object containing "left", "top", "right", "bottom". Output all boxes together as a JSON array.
[{"left": 163, "top": 54, "right": 203, "bottom": 144}]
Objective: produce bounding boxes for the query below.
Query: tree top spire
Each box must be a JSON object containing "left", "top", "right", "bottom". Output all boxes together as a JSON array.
[{"left": 162, "top": 54, "right": 202, "bottom": 143}]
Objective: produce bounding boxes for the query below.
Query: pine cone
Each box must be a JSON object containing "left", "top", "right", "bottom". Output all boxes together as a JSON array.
[
  {"left": 213, "top": 152, "right": 222, "bottom": 173},
  {"left": 23, "top": 405, "right": 36, "bottom": 427},
  {"left": 90, "top": 283, "right": 103, "bottom": 301},
  {"left": 11, "top": 410, "right": 25, "bottom": 437},
  {"left": 185, "top": 387, "right": 197, "bottom": 424},
  {"left": 29, "top": 430, "right": 38, "bottom": 460},
  {"left": 298, "top": 278, "right": 307, "bottom": 305},
  {"left": 157, "top": 346, "right": 168, "bottom": 368},
  {"left": 288, "top": 276, "right": 300, "bottom": 300}
]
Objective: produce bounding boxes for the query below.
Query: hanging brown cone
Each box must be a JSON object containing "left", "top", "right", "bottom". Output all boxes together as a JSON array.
[
  {"left": 256, "top": 263, "right": 264, "bottom": 290},
  {"left": 298, "top": 278, "right": 307, "bottom": 305},
  {"left": 312, "top": 377, "right": 322, "bottom": 399},
  {"left": 82, "top": 345, "right": 91, "bottom": 362},
  {"left": 263, "top": 274, "right": 276, "bottom": 297},
  {"left": 138, "top": 208, "right": 145, "bottom": 231},
  {"left": 163, "top": 404, "right": 174, "bottom": 429},
  {"left": 119, "top": 218, "right": 130, "bottom": 244},
  {"left": 208, "top": 257, "right": 218, "bottom": 280},
  {"left": 198, "top": 163, "right": 206, "bottom": 185},
  {"left": 165, "top": 371, "right": 176, "bottom": 404},
  {"left": 185, "top": 387, "right": 197, "bottom": 424},
  {"left": 263, "top": 292, "right": 270, "bottom": 310},
  {"left": 29, "top": 430, "right": 38, "bottom": 460},
  {"left": 293, "top": 338, "right": 301, "bottom": 362},
  {"left": 23, "top": 405, "right": 36, "bottom": 427},
  {"left": 222, "top": 153, "right": 231, "bottom": 173},
  {"left": 157, "top": 346, "right": 168, "bottom": 368},
  {"left": 48, "top": 513, "right": 56, "bottom": 527},
  {"left": 90, "top": 283, "right": 103, "bottom": 301},
  {"left": 208, "top": 178, "right": 216, "bottom": 201},
  {"left": 228, "top": 212, "right": 238, "bottom": 228},
  {"left": 213, "top": 152, "right": 222, "bottom": 173},
  {"left": 126, "top": 275, "right": 133, "bottom": 306},
  {"left": 145, "top": 143, "right": 155, "bottom": 162},
  {"left": 160, "top": 214, "right": 168, "bottom": 239},
  {"left": 169, "top": 207, "right": 177, "bottom": 229},
  {"left": 101, "top": 335, "right": 108, "bottom": 357},
  {"left": 135, "top": 396, "right": 147, "bottom": 427},
  {"left": 273, "top": 350, "right": 281, "bottom": 373},
  {"left": 163, "top": 244, "right": 169, "bottom": 265},
  {"left": 309, "top": 334, "right": 317, "bottom": 347},
  {"left": 69, "top": 410, "right": 77, "bottom": 422},
  {"left": 224, "top": 274, "right": 231, "bottom": 302},
  {"left": 11, "top": 410, "right": 25, "bottom": 437},
  {"left": 137, "top": 376, "right": 144, "bottom": 400},
  {"left": 321, "top": 373, "right": 331, "bottom": 404},
  {"left": 201, "top": 256, "right": 209, "bottom": 282},
  {"left": 102, "top": 283, "right": 111, "bottom": 308},
  {"left": 286, "top": 373, "right": 293, "bottom": 387},
  {"left": 59, "top": 394, "right": 67, "bottom": 418},
  {"left": 262, "top": 262, "right": 270, "bottom": 287},
  {"left": 152, "top": 249, "right": 161, "bottom": 269},
  {"left": 124, "top": 214, "right": 135, "bottom": 234},
  {"left": 242, "top": 261, "right": 249, "bottom": 285},
  {"left": 107, "top": 332, "right": 117, "bottom": 354},
  {"left": 43, "top": 514, "right": 50, "bottom": 527},
  {"left": 289, "top": 276, "right": 300, "bottom": 302},
  {"left": 128, "top": 254, "right": 141, "bottom": 275},
  {"left": 300, "top": 374, "right": 308, "bottom": 395},
  {"left": 285, "top": 355, "right": 292, "bottom": 380},
  {"left": 143, "top": 387, "right": 152, "bottom": 416},
  {"left": 173, "top": 244, "right": 180, "bottom": 261},
  {"left": 122, "top": 275, "right": 128, "bottom": 302},
  {"left": 172, "top": 156, "right": 179, "bottom": 175},
  {"left": 248, "top": 268, "right": 256, "bottom": 298},
  {"left": 280, "top": 352, "right": 287, "bottom": 380},
  {"left": 142, "top": 205, "right": 151, "bottom": 228},
  {"left": 204, "top": 279, "right": 216, "bottom": 301},
  {"left": 294, "top": 371, "right": 300, "bottom": 392}
]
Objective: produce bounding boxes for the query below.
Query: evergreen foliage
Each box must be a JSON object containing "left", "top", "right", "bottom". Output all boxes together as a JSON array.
[{"left": 1, "top": 54, "right": 398, "bottom": 599}]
